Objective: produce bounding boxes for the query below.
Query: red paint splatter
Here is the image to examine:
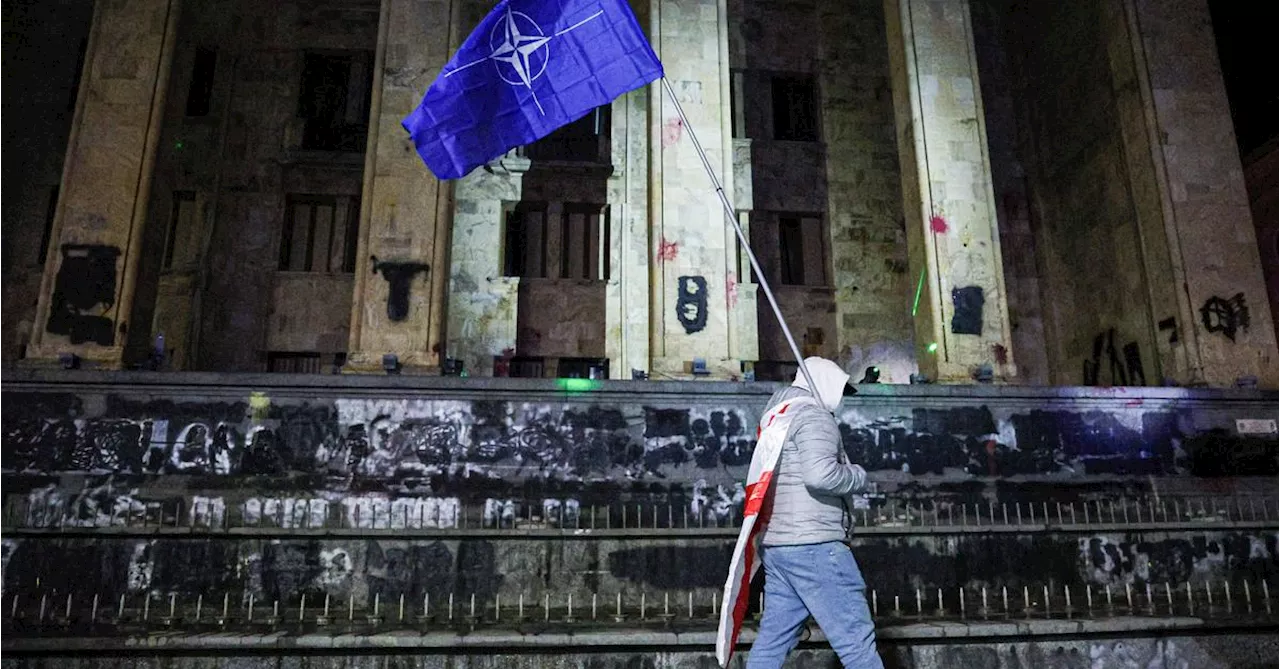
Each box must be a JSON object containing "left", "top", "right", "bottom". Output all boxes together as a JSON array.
[
  {"left": 661, "top": 117, "right": 684, "bottom": 148},
  {"left": 930, "top": 214, "right": 948, "bottom": 234},
  {"left": 726, "top": 272, "right": 739, "bottom": 307},
  {"left": 657, "top": 237, "right": 679, "bottom": 262},
  {"left": 992, "top": 343, "right": 1008, "bottom": 365}
]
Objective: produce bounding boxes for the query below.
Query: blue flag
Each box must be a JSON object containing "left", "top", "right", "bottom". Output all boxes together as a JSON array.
[{"left": 402, "top": 0, "right": 664, "bottom": 180}]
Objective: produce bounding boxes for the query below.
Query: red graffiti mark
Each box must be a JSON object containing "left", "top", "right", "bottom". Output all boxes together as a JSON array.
[
  {"left": 726, "top": 272, "right": 739, "bottom": 308},
  {"left": 661, "top": 117, "right": 684, "bottom": 148},
  {"left": 930, "top": 214, "right": 948, "bottom": 234},
  {"left": 992, "top": 343, "right": 1009, "bottom": 365},
  {"left": 657, "top": 237, "right": 679, "bottom": 262}
]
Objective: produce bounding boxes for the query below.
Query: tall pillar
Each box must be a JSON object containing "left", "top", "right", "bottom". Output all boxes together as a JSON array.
[
  {"left": 1116, "top": 0, "right": 1278, "bottom": 388},
  {"left": 648, "top": 0, "right": 743, "bottom": 379},
  {"left": 24, "top": 0, "right": 181, "bottom": 367},
  {"left": 884, "top": 0, "right": 1015, "bottom": 383},
  {"left": 345, "top": 0, "right": 457, "bottom": 374}
]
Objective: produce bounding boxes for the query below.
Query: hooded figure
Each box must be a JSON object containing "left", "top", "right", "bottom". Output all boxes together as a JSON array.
[{"left": 746, "top": 357, "right": 883, "bottom": 669}]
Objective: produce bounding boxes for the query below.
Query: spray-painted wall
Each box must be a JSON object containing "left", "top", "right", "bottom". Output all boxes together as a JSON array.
[{"left": 2, "top": 371, "right": 1276, "bottom": 608}]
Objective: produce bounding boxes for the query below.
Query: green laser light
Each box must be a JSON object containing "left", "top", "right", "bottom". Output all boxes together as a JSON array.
[
  {"left": 556, "top": 378, "right": 601, "bottom": 393},
  {"left": 926, "top": 342, "right": 938, "bottom": 354}
]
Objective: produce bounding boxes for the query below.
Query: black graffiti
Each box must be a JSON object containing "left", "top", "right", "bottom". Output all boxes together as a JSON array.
[
  {"left": 607, "top": 545, "right": 733, "bottom": 589},
  {"left": 1200, "top": 293, "right": 1249, "bottom": 341},
  {"left": 0, "top": 392, "right": 1247, "bottom": 484},
  {"left": 1086, "top": 534, "right": 1276, "bottom": 585},
  {"left": 950, "top": 286, "right": 984, "bottom": 335},
  {"left": 371, "top": 256, "right": 430, "bottom": 322},
  {"left": 45, "top": 244, "right": 121, "bottom": 345},
  {"left": 675, "top": 276, "right": 708, "bottom": 334},
  {"left": 1183, "top": 429, "right": 1279, "bottom": 477},
  {"left": 1083, "top": 329, "right": 1130, "bottom": 386}
]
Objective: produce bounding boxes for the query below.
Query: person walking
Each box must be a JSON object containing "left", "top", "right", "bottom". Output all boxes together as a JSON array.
[{"left": 746, "top": 356, "right": 883, "bottom": 669}]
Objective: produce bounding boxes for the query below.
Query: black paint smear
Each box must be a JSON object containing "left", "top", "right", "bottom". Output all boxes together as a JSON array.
[
  {"left": 455, "top": 539, "right": 503, "bottom": 602},
  {"left": 950, "top": 285, "right": 984, "bottom": 336},
  {"left": 606, "top": 544, "right": 734, "bottom": 589},
  {"left": 268, "top": 403, "right": 340, "bottom": 471},
  {"left": 913, "top": 406, "right": 996, "bottom": 436},
  {"left": 1, "top": 539, "right": 136, "bottom": 599},
  {"left": 260, "top": 541, "right": 324, "bottom": 599},
  {"left": 371, "top": 259, "right": 429, "bottom": 322},
  {"left": 675, "top": 276, "right": 708, "bottom": 335},
  {"left": 1183, "top": 429, "right": 1279, "bottom": 476},
  {"left": 854, "top": 535, "right": 1081, "bottom": 595},
  {"left": 45, "top": 244, "right": 121, "bottom": 345},
  {"left": 365, "top": 540, "right": 454, "bottom": 604},
  {"left": 644, "top": 408, "right": 690, "bottom": 438},
  {"left": 240, "top": 428, "right": 287, "bottom": 476},
  {"left": 1087, "top": 533, "right": 1279, "bottom": 585},
  {"left": 150, "top": 540, "right": 238, "bottom": 594}
]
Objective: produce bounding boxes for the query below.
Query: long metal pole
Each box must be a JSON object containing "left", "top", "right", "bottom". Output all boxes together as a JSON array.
[{"left": 660, "top": 78, "right": 816, "bottom": 393}]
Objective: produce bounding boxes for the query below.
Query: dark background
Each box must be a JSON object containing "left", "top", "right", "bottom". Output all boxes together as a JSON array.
[{"left": 1209, "top": 1, "right": 1278, "bottom": 157}]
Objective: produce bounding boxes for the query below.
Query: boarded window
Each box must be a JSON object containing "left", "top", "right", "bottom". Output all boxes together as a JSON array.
[
  {"left": 778, "top": 214, "right": 826, "bottom": 286},
  {"left": 559, "top": 203, "right": 607, "bottom": 280},
  {"left": 771, "top": 76, "right": 818, "bottom": 142},
  {"left": 503, "top": 204, "right": 548, "bottom": 278},
  {"left": 504, "top": 203, "right": 608, "bottom": 280},
  {"left": 278, "top": 195, "right": 359, "bottom": 272},
  {"left": 163, "top": 191, "right": 199, "bottom": 269},
  {"left": 524, "top": 106, "right": 610, "bottom": 163},
  {"left": 267, "top": 352, "right": 345, "bottom": 374},
  {"left": 185, "top": 47, "right": 217, "bottom": 117},
  {"left": 298, "top": 51, "right": 373, "bottom": 151},
  {"left": 730, "top": 70, "right": 746, "bottom": 139}
]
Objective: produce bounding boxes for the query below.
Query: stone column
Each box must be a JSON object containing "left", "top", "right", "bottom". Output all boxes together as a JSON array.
[
  {"left": 345, "top": 0, "right": 457, "bottom": 374},
  {"left": 1116, "top": 0, "right": 1278, "bottom": 388},
  {"left": 884, "top": 0, "right": 1015, "bottom": 382},
  {"left": 24, "top": 0, "right": 181, "bottom": 367},
  {"left": 648, "top": 0, "right": 742, "bottom": 379}
]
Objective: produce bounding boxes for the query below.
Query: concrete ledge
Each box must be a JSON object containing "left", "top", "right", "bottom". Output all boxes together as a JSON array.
[
  {"left": 3, "top": 615, "right": 1275, "bottom": 653},
  {"left": 3, "top": 368, "right": 1276, "bottom": 404}
]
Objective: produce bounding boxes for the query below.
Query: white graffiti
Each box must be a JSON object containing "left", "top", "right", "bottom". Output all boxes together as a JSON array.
[
  {"left": 243, "top": 497, "right": 328, "bottom": 529},
  {"left": 317, "top": 548, "right": 353, "bottom": 588},
  {"left": 341, "top": 495, "right": 460, "bottom": 529},
  {"left": 126, "top": 541, "right": 154, "bottom": 592},
  {"left": 190, "top": 495, "right": 226, "bottom": 528},
  {"left": 690, "top": 479, "right": 745, "bottom": 524}
]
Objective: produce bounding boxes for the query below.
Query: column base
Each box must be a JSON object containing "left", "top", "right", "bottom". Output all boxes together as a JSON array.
[
  {"left": 648, "top": 357, "right": 748, "bottom": 382},
  {"left": 931, "top": 360, "right": 1019, "bottom": 385},
  {"left": 342, "top": 350, "right": 441, "bottom": 376},
  {"left": 19, "top": 343, "right": 127, "bottom": 370}
]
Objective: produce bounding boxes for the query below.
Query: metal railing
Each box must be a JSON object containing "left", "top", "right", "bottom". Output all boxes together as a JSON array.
[
  {"left": 2, "top": 578, "right": 1275, "bottom": 640},
  {"left": 2, "top": 493, "right": 1274, "bottom": 537}
]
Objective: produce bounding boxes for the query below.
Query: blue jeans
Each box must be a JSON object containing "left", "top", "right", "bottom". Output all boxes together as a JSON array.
[{"left": 746, "top": 542, "right": 884, "bottom": 669}]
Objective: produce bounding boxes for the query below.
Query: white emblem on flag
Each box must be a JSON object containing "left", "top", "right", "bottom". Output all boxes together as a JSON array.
[{"left": 444, "top": 6, "right": 605, "bottom": 115}]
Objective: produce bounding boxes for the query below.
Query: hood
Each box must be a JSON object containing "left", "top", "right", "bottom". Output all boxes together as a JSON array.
[{"left": 791, "top": 356, "right": 851, "bottom": 413}]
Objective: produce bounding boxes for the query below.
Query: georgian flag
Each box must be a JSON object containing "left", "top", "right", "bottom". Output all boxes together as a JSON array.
[{"left": 715, "top": 397, "right": 817, "bottom": 667}]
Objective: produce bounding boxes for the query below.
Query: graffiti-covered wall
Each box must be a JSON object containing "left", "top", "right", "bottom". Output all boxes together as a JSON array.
[{"left": 2, "top": 370, "right": 1276, "bottom": 623}]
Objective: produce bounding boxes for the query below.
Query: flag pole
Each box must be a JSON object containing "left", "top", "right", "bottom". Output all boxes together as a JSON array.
[{"left": 659, "top": 78, "right": 817, "bottom": 393}]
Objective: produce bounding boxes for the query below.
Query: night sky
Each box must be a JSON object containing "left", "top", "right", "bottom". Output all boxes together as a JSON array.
[{"left": 1209, "top": 1, "right": 1278, "bottom": 157}]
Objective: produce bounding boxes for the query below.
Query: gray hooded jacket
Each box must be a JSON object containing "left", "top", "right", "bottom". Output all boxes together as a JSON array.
[{"left": 760, "top": 357, "right": 868, "bottom": 547}]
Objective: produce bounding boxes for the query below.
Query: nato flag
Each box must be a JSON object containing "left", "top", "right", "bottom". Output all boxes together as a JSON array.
[{"left": 402, "top": 0, "right": 664, "bottom": 180}]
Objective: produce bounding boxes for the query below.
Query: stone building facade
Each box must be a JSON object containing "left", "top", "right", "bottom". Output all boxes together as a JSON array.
[{"left": 4, "top": 0, "right": 1276, "bottom": 388}]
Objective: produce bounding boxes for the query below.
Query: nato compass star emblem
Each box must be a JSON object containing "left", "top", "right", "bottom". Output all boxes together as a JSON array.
[{"left": 444, "top": 5, "right": 603, "bottom": 115}]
